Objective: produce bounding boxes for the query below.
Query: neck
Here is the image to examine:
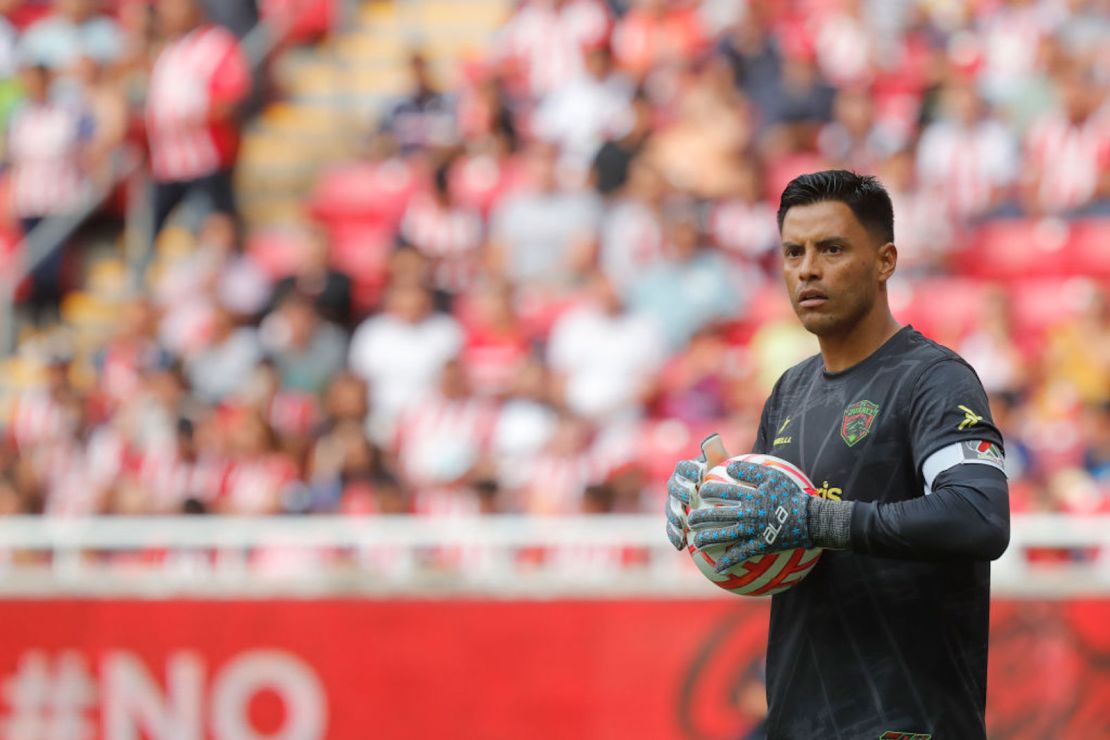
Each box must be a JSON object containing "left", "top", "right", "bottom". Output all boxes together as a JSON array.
[{"left": 818, "top": 301, "right": 902, "bottom": 373}]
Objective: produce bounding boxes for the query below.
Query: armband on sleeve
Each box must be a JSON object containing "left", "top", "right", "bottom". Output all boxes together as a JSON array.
[{"left": 921, "top": 440, "right": 1006, "bottom": 496}]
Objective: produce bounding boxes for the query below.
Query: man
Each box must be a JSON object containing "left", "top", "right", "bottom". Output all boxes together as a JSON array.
[
  {"left": 145, "top": 0, "right": 250, "bottom": 240},
  {"left": 665, "top": 171, "right": 1010, "bottom": 738}
]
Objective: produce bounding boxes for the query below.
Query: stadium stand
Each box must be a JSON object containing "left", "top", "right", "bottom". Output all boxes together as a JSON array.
[{"left": 0, "top": 0, "right": 1105, "bottom": 534}]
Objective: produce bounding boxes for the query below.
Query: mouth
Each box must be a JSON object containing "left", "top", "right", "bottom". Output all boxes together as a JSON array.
[{"left": 797, "top": 288, "right": 828, "bottom": 309}]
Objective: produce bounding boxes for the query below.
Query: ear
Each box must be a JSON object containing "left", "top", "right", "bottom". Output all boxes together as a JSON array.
[{"left": 876, "top": 242, "right": 897, "bottom": 284}]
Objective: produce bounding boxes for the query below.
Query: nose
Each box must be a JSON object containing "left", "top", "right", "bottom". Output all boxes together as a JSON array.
[{"left": 798, "top": 245, "right": 821, "bottom": 281}]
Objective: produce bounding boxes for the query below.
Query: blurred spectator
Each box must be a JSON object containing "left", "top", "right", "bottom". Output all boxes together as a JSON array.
[
  {"left": 591, "top": 89, "right": 653, "bottom": 196},
  {"left": 547, "top": 271, "right": 665, "bottom": 420},
  {"left": 94, "top": 297, "right": 172, "bottom": 406},
  {"left": 875, "top": 149, "right": 952, "bottom": 274},
  {"left": 259, "top": 291, "right": 347, "bottom": 396},
  {"left": 916, "top": 81, "right": 1018, "bottom": 221},
  {"left": 8, "top": 63, "right": 90, "bottom": 323},
  {"left": 533, "top": 43, "right": 633, "bottom": 179},
  {"left": 515, "top": 410, "right": 599, "bottom": 514},
  {"left": 648, "top": 56, "right": 753, "bottom": 197},
  {"left": 217, "top": 408, "right": 299, "bottom": 514},
  {"left": 611, "top": 0, "right": 707, "bottom": 80},
  {"left": 1080, "top": 401, "right": 1110, "bottom": 485},
  {"left": 758, "top": 42, "right": 836, "bottom": 131},
  {"left": 598, "top": 157, "right": 665, "bottom": 292},
  {"left": 392, "top": 358, "right": 497, "bottom": 496},
  {"left": 146, "top": 0, "right": 250, "bottom": 240},
  {"left": 716, "top": 1, "right": 782, "bottom": 121},
  {"left": 1022, "top": 62, "right": 1110, "bottom": 216},
  {"left": 498, "top": 0, "right": 611, "bottom": 99},
  {"left": 400, "top": 160, "right": 484, "bottom": 297},
  {"left": 458, "top": 279, "right": 530, "bottom": 398},
  {"left": 184, "top": 305, "right": 263, "bottom": 404},
  {"left": 491, "top": 356, "right": 558, "bottom": 489},
  {"left": 18, "top": 0, "right": 123, "bottom": 72},
  {"left": 818, "top": 86, "right": 902, "bottom": 173},
  {"left": 70, "top": 54, "right": 128, "bottom": 182},
  {"left": 489, "top": 142, "right": 602, "bottom": 290},
  {"left": 959, "top": 288, "right": 1027, "bottom": 397},
  {"left": 349, "top": 282, "right": 463, "bottom": 442},
  {"left": 708, "top": 158, "right": 780, "bottom": 268},
  {"left": 383, "top": 51, "right": 457, "bottom": 155},
  {"left": 270, "top": 229, "right": 352, "bottom": 326},
  {"left": 809, "top": 0, "right": 874, "bottom": 88},
  {"left": 627, "top": 202, "right": 743, "bottom": 350},
  {"left": 651, "top": 326, "right": 732, "bottom": 422},
  {"left": 1043, "top": 284, "right": 1110, "bottom": 406}
]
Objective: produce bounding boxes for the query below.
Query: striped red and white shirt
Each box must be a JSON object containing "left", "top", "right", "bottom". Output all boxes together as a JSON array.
[
  {"left": 393, "top": 394, "right": 498, "bottom": 489},
  {"left": 1025, "top": 109, "right": 1110, "bottom": 213},
  {"left": 499, "top": 0, "right": 610, "bottom": 98},
  {"left": 146, "top": 24, "right": 250, "bottom": 182},
  {"left": 7, "top": 100, "right": 87, "bottom": 218},
  {"left": 400, "top": 194, "right": 485, "bottom": 294}
]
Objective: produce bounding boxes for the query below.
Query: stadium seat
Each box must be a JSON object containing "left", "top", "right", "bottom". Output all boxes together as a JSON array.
[
  {"left": 958, "top": 218, "right": 1071, "bottom": 280},
  {"left": 1065, "top": 219, "right": 1110, "bottom": 280},
  {"left": 309, "top": 161, "right": 424, "bottom": 231},
  {"left": 894, "top": 278, "right": 990, "bottom": 343}
]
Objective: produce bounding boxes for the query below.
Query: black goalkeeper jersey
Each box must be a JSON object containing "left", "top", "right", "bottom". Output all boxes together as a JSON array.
[{"left": 753, "top": 326, "right": 1007, "bottom": 739}]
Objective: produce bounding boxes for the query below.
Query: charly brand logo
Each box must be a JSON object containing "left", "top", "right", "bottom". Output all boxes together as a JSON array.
[
  {"left": 841, "top": 400, "right": 880, "bottom": 447},
  {"left": 957, "top": 404, "right": 983, "bottom": 430},
  {"left": 879, "top": 732, "right": 932, "bottom": 740}
]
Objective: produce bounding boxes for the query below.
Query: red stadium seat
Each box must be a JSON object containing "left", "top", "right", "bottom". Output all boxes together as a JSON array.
[
  {"left": 309, "top": 160, "right": 424, "bottom": 232},
  {"left": 894, "top": 277, "right": 990, "bottom": 344},
  {"left": 1065, "top": 219, "right": 1110, "bottom": 280},
  {"left": 957, "top": 218, "right": 1071, "bottom": 280}
]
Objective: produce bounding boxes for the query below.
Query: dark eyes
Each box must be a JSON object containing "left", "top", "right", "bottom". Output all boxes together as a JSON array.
[{"left": 783, "top": 244, "right": 844, "bottom": 257}]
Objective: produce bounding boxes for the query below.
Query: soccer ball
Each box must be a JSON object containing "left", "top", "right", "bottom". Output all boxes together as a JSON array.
[{"left": 687, "top": 453, "right": 823, "bottom": 596}]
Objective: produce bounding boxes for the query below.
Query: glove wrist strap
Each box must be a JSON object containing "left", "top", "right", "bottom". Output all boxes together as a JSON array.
[{"left": 807, "top": 496, "right": 854, "bottom": 550}]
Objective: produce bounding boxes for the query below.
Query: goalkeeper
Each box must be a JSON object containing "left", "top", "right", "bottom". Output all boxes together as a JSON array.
[{"left": 665, "top": 171, "right": 1010, "bottom": 739}]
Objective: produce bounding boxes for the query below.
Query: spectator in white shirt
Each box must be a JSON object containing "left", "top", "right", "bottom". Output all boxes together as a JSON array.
[
  {"left": 488, "top": 142, "right": 603, "bottom": 291},
  {"left": 547, "top": 271, "right": 665, "bottom": 421},
  {"left": 916, "top": 81, "right": 1018, "bottom": 221},
  {"left": 533, "top": 44, "right": 634, "bottom": 181},
  {"left": 184, "top": 305, "right": 263, "bottom": 404},
  {"left": 349, "top": 283, "right": 463, "bottom": 443}
]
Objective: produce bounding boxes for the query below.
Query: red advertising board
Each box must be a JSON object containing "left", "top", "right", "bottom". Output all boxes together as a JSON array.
[{"left": 0, "top": 598, "right": 1106, "bottom": 739}]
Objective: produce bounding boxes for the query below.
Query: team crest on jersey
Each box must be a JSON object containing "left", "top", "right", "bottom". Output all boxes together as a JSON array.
[{"left": 841, "top": 400, "right": 880, "bottom": 447}]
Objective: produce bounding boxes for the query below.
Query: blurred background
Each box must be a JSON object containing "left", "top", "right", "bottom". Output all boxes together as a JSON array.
[{"left": 0, "top": 0, "right": 1104, "bottom": 737}]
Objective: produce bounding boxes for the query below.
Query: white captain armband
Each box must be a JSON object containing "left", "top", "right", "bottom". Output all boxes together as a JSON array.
[{"left": 922, "top": 440, "right": 1006, "bottom": 495}]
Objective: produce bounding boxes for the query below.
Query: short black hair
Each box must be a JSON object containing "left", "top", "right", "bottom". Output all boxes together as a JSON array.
[{"left": 777, "top": 170, "right": 894, "bottom": 244}]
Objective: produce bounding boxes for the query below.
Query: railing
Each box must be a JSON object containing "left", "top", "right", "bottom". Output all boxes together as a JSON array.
[{"left": 0, "top": 513, "right": 1104, "bottom": 598}]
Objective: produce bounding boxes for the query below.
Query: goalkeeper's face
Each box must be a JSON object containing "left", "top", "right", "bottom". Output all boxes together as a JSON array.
[{"left": 780, "top": 200, "right": 895, "bottom": 338}]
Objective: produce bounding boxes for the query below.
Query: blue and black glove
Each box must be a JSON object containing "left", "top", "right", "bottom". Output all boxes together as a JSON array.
[
  {"left": 664, "top": 434, "right": 728, "bottom": 551},
  {"left": 688, "top": 460, "right": 853, "bottom": 573}
]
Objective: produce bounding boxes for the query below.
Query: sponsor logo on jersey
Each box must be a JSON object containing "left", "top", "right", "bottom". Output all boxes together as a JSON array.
[
  {"left": 957, "top": 404, "right": 983, "bottom": 430},
  {"left": 841, "top": 400, "right": 880, "bottom": 447},
  {"left": 815, "top": 480, "right": 843, "bottom": 501},
  {"left": 777, "top": 417, "right": 792, "bottom": 434},
  {"left": 773, "top": 435, "right": 793, "bottom": 446},
  {"left": 879, "top": 732, "right": 932, "bottom": 740}
]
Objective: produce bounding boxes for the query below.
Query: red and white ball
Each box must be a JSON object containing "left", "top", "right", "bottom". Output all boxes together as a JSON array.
[{"left": 687, "top": 453, "right": 823, "bottom": 596}]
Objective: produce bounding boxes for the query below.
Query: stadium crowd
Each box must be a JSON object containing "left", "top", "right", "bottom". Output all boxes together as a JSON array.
[{"left": 0, "top": 0, "right": 1106, "bottom": 540}]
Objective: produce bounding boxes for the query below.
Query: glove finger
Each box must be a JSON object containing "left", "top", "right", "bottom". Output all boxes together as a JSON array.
[
  {"left": 714, "top": 540, "right": 759, "bottom": 573},
  {"left": 725, "top": 461, "right": 784, "bottom": 486},
  {"left": 691, "top": 523, "right": 746, "bottom": 549},
  {"left": 665, "top": 496, "right": 686, "bottom": 528},
  {"left": 665, "top": 521, "right": 687, "bottom": 551},
  {"left": 687, "top": 506, "right": 743, "bottom": 528},
  {"left": 666, "top": 474, "right": 696, "bottom": 505},
  {"left": 697, "top": 480, "right": 756, "bottom": 503},
  {"left": 673, "top": 459, "right": 704, "bottom": 484}
]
